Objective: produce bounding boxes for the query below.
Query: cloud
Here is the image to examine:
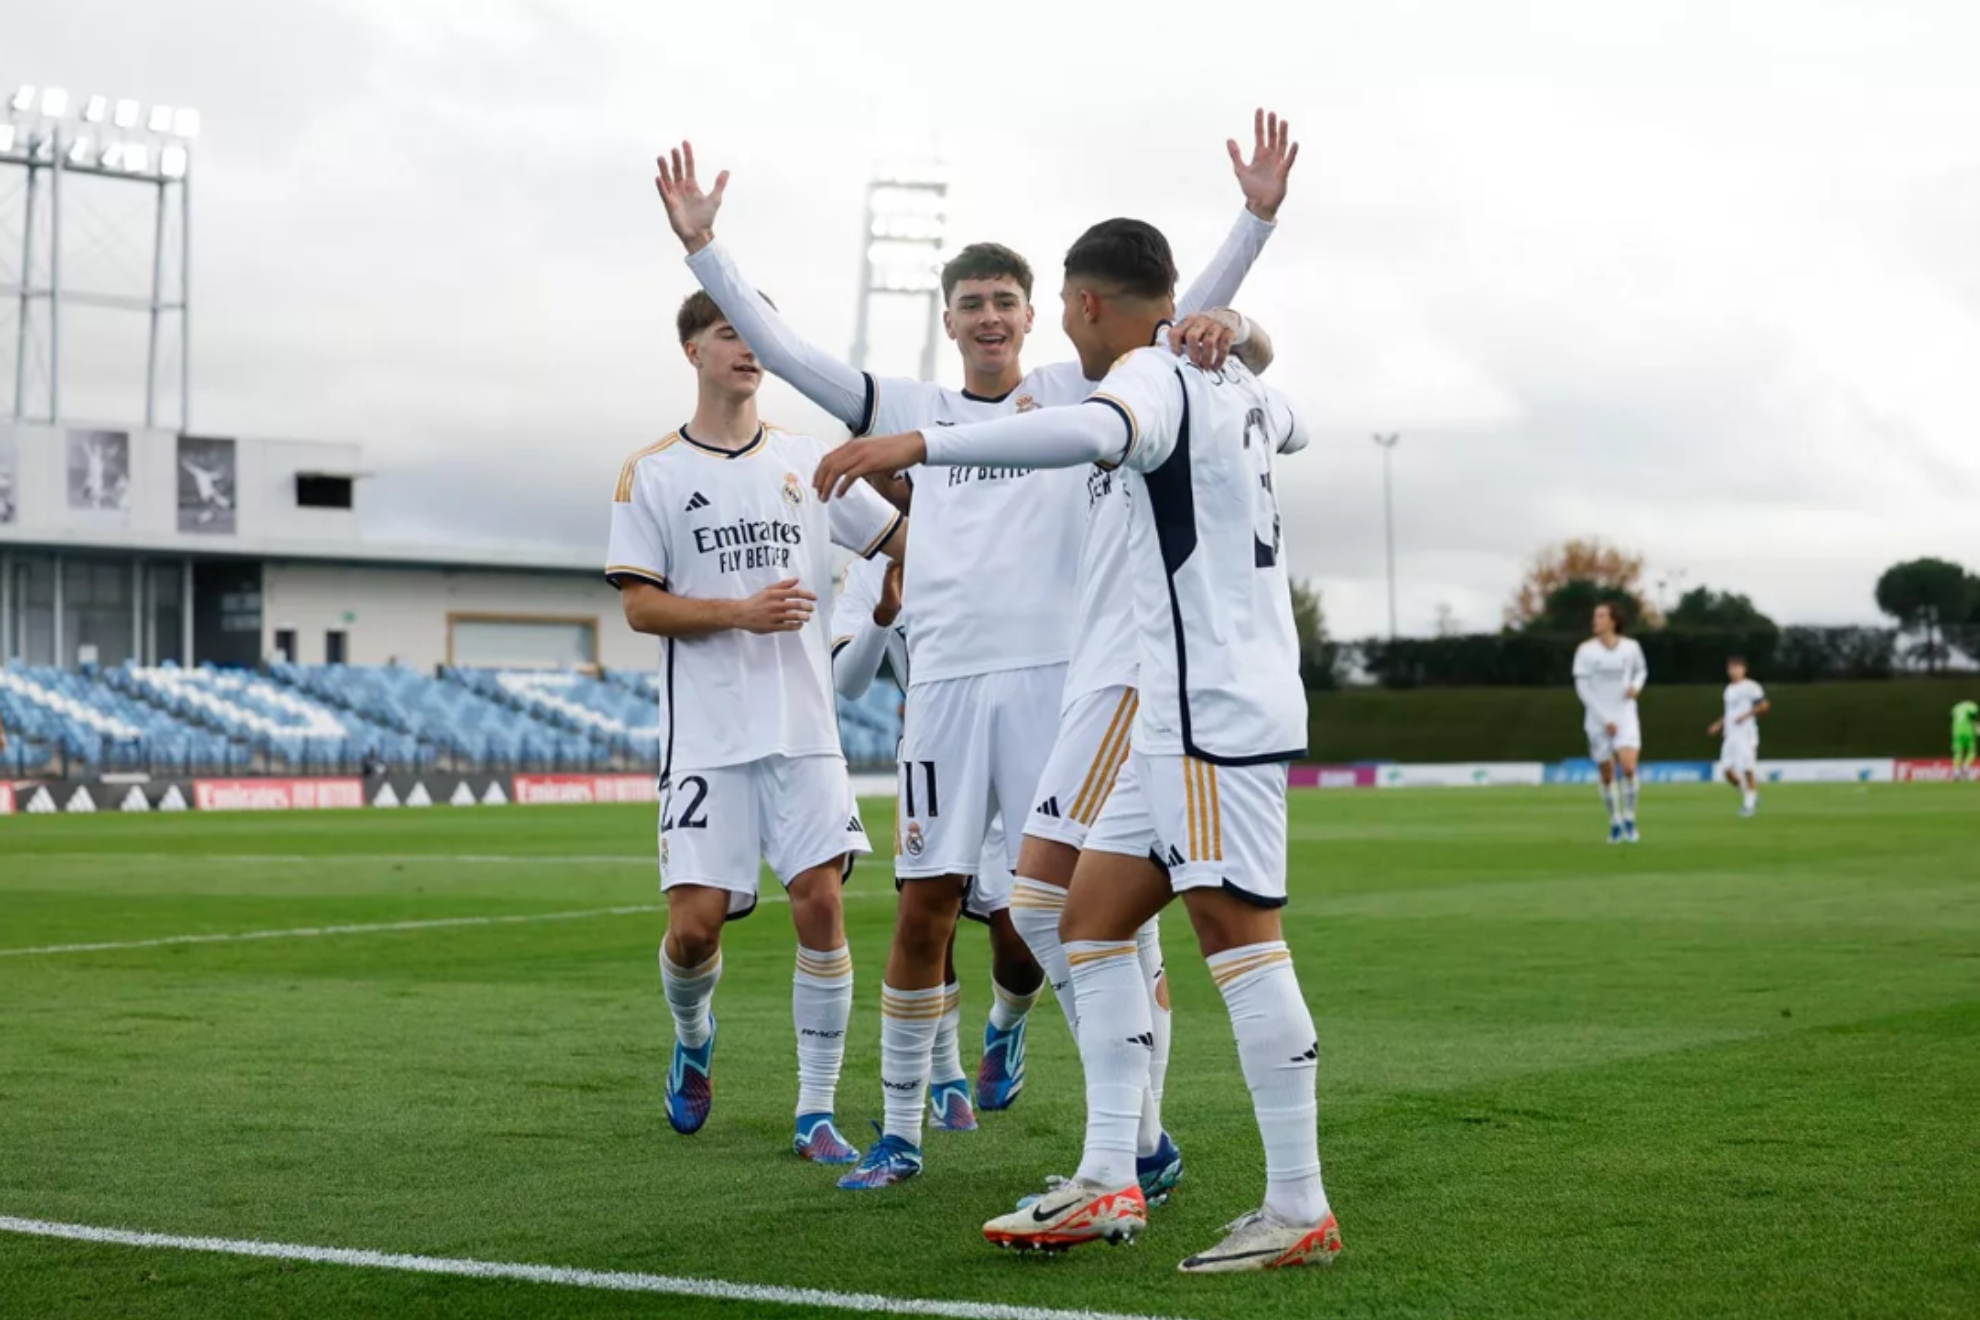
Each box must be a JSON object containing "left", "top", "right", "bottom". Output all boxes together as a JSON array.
[{"left": 14, "top": 0, "right": 1980, "bottom": 639}]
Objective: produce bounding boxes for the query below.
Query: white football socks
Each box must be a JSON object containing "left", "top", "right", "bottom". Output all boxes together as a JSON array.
[
  {"left": 1621, "top": 773, "right": 1640, "bottom": 824},
  {"left": 1208, "top": 941, "right": 1330, "bottom": 1227},
  {"left": 1010, "top": 878, "right": 1076, "bottom": 1032},
  {"left": 932, "top": 979, "right": 964, "bottom": 1085},
  {"left": 879, "top": 983, "right": 942, "bottom": 1146},
  {"left": 1136, "top": 917, "right": 1171, "bottom": 1158},
  {"left": 660, "top": 946, "right": 721, "bottom": 1050},
  {"left": 793, "top": 945, "right": 852, "bottom": 1117},
  {"left": 1600, "top": 780, "right": 1622, "bottom": 826},
  {"left": 988, "top": 975, "right": 1039, "bottom": 1033},
  {"left": 1067, "top": 940, "right": 1152, "bottom": 1191}
]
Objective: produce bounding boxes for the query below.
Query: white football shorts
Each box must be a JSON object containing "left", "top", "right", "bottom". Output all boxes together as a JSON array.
[
  {"left": 1024, "top": 685, "right": 1138, "bottom": 850},
  {"left": 895, "top": 664, "right": 1066, "bottom": 882},
  {"left": 1585, "top": 706, "right": 1643, "bottom": 763},
  {"left": 1719, "top": 732, "right": 1759, "bottom": 775},
  {"left": 659, "top": 753, "right": 870, "bottom": 920},
  {"left": 1085, "top": 750, "right": 1291, "bottom": 908}
]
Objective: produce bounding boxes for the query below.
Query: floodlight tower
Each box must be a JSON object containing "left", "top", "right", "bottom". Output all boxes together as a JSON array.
[
  {"left": 2, "top": 83, "right": 197, "bottom": 428},
  {"left": 850, "top": 165, "right": 948, "bottom": 382}
]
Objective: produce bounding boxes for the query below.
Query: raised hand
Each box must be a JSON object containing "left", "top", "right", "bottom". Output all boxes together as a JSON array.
[
  {"left": 1227, "top": 109, "right": 1299, "bottom": 223},
  {"left": 814, "top": 433, "right": 928, "bottom": 502},
  {"left": 654, "top": 141, "right": 728, "bottom": 253},
  {"left": 728, "top": 578, "right": 815, "bottom": 634},
  {"left": 1168, "top": 310, "right": 1244, "bottom": 371}
]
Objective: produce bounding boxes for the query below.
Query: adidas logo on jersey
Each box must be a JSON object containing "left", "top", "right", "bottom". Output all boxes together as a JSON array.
[
  {"left": 1034, "top": 797, "right": 1061, "bottom": 818},
  {"left": 684, "top": 491, "right": 710, "bottom": 512}
]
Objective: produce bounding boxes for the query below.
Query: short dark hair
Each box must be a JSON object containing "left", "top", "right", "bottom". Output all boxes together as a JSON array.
[
  {"left": 1727, "top": 654, "right": 1747, "bottom": 666},
  {"left": 941, "top": 243, "right": 1033, "bottom": 304},
  {"left": 676, "top": 289, "right": 774, "bottom": 344},
  {"left": 1597, "top": 598, "right": 1631, "bottom": 633},
  {"left": 1063, "top": 218, "right": 1177, "bottom": 301}
]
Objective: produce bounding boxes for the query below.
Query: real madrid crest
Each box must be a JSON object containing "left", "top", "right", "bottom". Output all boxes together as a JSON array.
[
  {"left": 782, "top": 472, "right": 803, "bottom": 506},
  {"left": 1015, "top": 394, "right": 1039, "bottom": 413},
  {"left": 904, "top": 821, "right": 926, "bottom": 857}
]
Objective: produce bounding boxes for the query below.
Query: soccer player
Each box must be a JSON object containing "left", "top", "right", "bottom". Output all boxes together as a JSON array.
[
  {"left": 1573, "top": 602, "right": 1648, "bottom": 843},
  {"left": 657, "top": 117, "right": 1287, "bottom": 1193},
  {"left": 1707, "top": 656, "right": 1769, "bottom": 816},
  {"left": 1953, "top": 699, "right": 1978, "bottom": 782},
  {"left": 1710, "top": 657, "right": 1774, "bottom": 815},
  {"left": 830, "top": 555, "right": 1031, "bottom": 1131},
  {"left": 607, "top": 290, "right": 907, "bottom": 1168},
  {"left": 816, "top": 216, "right": 1339, "bottom": 1272}
]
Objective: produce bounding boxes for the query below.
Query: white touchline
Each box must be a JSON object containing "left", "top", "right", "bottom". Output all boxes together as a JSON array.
[
  {"left": 0, "top": 906, "right": 662, "bottom": 959},
  {"left": 0, "top": 1217, "right": 1192, "bottom": 1320}
]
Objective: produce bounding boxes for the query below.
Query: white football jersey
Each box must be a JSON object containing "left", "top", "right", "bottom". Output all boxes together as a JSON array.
[
  {"left": 864, "top": 364, "right": 1090, "bottom": 686},
  {"left": 606, "top": 424, "right": 902, "bottom": 774},
  {"left": 1079, "top": 345, "right": 1308, "bottom": 763},
  {"left": 1573, "top": 637, "right": 1648, "bottom": 724},
  {"left": 1723, "top": 678, "right": 1766, "bottom": 738},
  {"left": 831, "top": 553, "right": 910, "bottom": 690}
]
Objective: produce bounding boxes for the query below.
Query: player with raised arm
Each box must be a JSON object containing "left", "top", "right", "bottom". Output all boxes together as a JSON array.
[
  {"left": 658, "top": 115, "right": 1290, "bottom": 1194},
  {"left": 816, "top": 216, "right": 1339, "bottom": 1273},
  {"left": 830, "top": 557, "right": 1026, "bottom": 1132},
  {"left": 1707, "top": 656, "right": 1769, "bottom": 816},
  {"left": 607, "top": 290, "right": 907, "bottom": 1169},
  {"left": 1573, "top": 602, "right": 1648, "bottom": 843}
]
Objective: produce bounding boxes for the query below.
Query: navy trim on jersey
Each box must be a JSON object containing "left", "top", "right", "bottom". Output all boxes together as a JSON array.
[
  {"left": 659, "top": 638, "right": 677, "bottom": 785},
  {"left": 1143, "top": 366, "right": 1307, "bottom": 768},
  {"left": 1085, "top": 396, "right": 1135, "bottom": 469},
  {"left": 857, "top": 373, "right": 879, "bottom": 438},
  {"left": 679, "top": 423, "right": 767, "bottom": 459},
  {"left": 862, "top": 509, "right": 906, "bottom": 559},
  {"left": 959, "top": 385, "right": 1015, "bottom": 404},
  {"left": 1149, "top": 319, "right": 1174, "bottom": 346}
]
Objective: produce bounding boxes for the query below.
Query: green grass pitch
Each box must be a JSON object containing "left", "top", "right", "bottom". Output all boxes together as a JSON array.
[{"left": 2, "top": 785, "right": 1976, "bottom": 1319}]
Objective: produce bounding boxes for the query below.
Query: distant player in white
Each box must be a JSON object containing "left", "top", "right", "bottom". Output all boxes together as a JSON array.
[
  {"left": 1572, "top": 601, "right": 1648, "bottom": 844},
  {"left": 830, "top": 555, "right": 1024, "bottom": 1134},
  {"left": 607, "top": 289, "right": 907, "bottom": 1169},
  {"left": 657, "top": 124, "right": 1280, "bottom": 1193},
  {"left": 818, "top": 217, "right": 1340, "bottom": 1273},
  {"left": 1708, "top": 656, "right": 1768, "bottom": 816}
]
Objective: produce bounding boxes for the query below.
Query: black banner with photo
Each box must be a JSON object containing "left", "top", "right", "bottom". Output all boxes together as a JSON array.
[{"left": 177, "top": 435, "right": 238, "bottom": 534}]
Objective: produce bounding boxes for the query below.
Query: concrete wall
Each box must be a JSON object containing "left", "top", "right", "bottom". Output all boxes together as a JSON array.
[{"left": 260, "top": 563, "right": 655, "bottom": 671}]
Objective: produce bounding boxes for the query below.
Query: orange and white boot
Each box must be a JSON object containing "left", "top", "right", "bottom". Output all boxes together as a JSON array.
[
  {"left": 983, "top": 1178, "right": 1147, "bottom": 1253},
  {"left": 1177, "top": 1208, "right": 1342, "bottom": 1274}
]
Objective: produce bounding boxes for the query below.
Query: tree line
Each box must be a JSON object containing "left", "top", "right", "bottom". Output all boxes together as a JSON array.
[{"left": 1289, "top": 540, "right": 1980, "bottom": 690}]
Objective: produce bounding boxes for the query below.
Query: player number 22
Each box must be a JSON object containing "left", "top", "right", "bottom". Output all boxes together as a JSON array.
[{"left": 663, "top": 775, "right": 710, "bottom": 830}]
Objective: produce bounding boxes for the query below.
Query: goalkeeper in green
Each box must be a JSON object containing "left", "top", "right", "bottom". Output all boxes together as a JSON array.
[{"left": 1955, "top": 701, "right": 1978, "bottom": 781}]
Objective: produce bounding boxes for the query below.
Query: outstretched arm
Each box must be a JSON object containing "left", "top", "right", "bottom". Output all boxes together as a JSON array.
[
  {"left": 1174, "top": 110, "right": 1298, "bottom": 317},
  {"left": 814, "top": 403, "right": 1123, "bottom": 500},
  {"left": 658, "top": 143, "right": 875, "bottom": 432}
]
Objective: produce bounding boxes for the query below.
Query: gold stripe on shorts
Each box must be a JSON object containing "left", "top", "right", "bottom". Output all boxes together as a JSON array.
[{"left": 1070, "top": 690, "right": 1138, "bottom": 825}]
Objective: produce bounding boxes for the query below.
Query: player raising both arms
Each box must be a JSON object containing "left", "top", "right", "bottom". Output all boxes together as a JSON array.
[
  {"left": 816, "top": 216, "right": 1338, "bottom": 1273},
  {"left": 1707, "top": 656, "right": 1768, "bottom": 816},
  {"left": 607, "top": 291, "right": 907, "bottom": 1168},
  {"left": 658, "top": 117, "right": 1286, "bottom": 1194},
  {"left": 1573, "top": 602, "right": 1648, "bottom": 843},
  {"left": 830, "top": 555, "right": 1025, "bottom": 1133}
]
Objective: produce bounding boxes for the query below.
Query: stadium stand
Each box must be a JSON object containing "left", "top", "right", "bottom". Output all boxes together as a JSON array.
[
  {"left": 0, "top": 664, "right": 251, "bottom": 775},
  {"left": 2, "top": 660, "right": 904, "bottom": 779}
]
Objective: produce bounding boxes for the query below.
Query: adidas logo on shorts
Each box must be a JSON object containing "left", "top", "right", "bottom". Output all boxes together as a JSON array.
[
  {"left": 1034, "top": 797, "right": 1061, "bottom": 818},
  {"left": 685, "top": 491, "right": 711, "bottom": 512}
]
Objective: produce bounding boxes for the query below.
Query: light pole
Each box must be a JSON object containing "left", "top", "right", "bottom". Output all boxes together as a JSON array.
[
  {"left": 1373, "top": 433, "right": 1400, "bottom": 640},
  {"left": 850, "top": 166, "right": 948, "bottom": 380},
  {"left": 3, "top": 84, "right": 198, "bottom": 427}
]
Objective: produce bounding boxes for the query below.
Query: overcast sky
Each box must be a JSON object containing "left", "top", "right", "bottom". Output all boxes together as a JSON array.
[{"left": 12, "top": 0, "right": 1980, "bottom": 637}]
